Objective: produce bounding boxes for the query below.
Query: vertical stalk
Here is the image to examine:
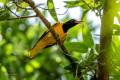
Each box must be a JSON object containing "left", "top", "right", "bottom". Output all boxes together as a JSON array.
[{"left": 98, "top": 0, "right": 115, "bottom": 80}]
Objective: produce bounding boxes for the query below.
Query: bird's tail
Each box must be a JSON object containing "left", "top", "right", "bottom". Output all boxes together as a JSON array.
[{"left": 28, "top": 38, "right": 47, "bottom": 58}]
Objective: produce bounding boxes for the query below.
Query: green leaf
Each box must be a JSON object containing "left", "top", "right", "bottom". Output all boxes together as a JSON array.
[
  {"left": 82, "top": 22, "right": 94, "bottom": 48},
  {"left": 67, "top": 24, "right": 81, "bottom": 38},
  {"left": 86, "top": 49, "right": 97, "bottom": 63},
  {"left": 112, "top": 24, "right": 120, "bottom": 30},
  {"left": 0, "top": 66, "right": 9, "bottom": 80},
  {"left": 110, "top": 36, "right": 120, "bottom": 77},
  {"left": 0, "top": 8, "right": 10, "bottom": 21},
  {"left": 64, "top": 0, "right": 89, "bottom": 10},
  {"left": 64, "top": 72, "right": 75, "bottom": 80},
  {"left": 81, "top": 9, "right": 89, "bottom": 20},
  {"left": 0, "top": 0, "right": 9, "bottom": 4},
  {"left": 64, "top": 1, "right": 81, "bottom": 8},
  {"left": 64, "top": 42, "right": 88, "bottom": 53},
  {"left": 112, "top": 24, "right": 120, "bottom": 35},
  {"left": 64, "top": 64, "right": 72, "bottom": 71},
  {"left": 47, "top": 0, "right": 58, "bottom": 21},
  {"left": 113, "top": 30, "right": 120, "bottom": 35},
  {"left": 20, "top": 2, "right": 29, "bottom": 8}
]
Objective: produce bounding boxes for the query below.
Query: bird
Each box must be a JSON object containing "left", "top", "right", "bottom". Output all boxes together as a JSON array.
[{"left": 28, "top": 19, "right": 81, "bottom": 58}]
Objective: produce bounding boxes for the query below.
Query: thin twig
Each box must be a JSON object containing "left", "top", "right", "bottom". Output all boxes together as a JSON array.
[
  {"left": 57, "top": 8, "right": 69, "bottom": 15},
  {"left": 5, "top": 6, "right": 19, "bottom": 17},
  {"left": 0, "top": 15, "right": 37, "bottom": 21}
]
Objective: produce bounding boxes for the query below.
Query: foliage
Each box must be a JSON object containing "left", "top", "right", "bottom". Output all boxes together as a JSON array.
[{"left": 0, "top": 0, "right": 120, "bottom": 80}]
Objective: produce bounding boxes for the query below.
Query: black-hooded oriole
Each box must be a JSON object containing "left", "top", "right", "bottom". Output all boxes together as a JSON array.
[{"left": 28, "top": 19, "right": 80, "bottom": 58}]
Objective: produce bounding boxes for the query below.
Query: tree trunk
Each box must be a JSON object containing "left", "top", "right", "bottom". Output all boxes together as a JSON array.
[{"left": 98, "top": 0, "right": 115, "bottom": 80}]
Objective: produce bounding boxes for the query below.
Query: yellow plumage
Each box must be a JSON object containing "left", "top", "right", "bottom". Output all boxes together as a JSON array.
[{"left": 28, "top": 23, "right": 66, "bottom": 58}]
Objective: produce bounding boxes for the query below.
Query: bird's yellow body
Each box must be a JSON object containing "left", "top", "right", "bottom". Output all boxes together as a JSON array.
[
  {"left": 28, "top": 19, "right": 80, "bottom": 58},
  {"left": 29, "top": 23, "right": 66, "bottom": 58}
]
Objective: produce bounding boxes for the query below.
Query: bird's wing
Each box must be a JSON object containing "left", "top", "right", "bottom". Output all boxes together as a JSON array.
[
  {"left": 28, "top": 23, "right": 67, "bottom": 58},
  {"left": 28, "top": 31, "right": 56, "bottom": 58}
]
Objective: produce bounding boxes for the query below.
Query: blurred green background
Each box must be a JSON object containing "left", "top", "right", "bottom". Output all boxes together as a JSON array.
[{"left": 0, "top": 0, "right": 120, "bottom": 80}]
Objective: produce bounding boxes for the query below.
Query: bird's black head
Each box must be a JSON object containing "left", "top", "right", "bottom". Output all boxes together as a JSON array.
[{"left": 62, "top": 19, "right": 80, "bottom": 33}]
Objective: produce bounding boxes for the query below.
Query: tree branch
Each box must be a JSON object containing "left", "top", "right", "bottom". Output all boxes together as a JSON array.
[
  {"left": 98, "top": 0, "right": 114, "bottom": 80},
  {"left": 0, "top": 15, "right": 37, "bottom": 21}
]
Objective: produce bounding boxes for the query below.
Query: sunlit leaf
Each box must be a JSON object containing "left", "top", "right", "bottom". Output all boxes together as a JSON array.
[
  {"left": 20, "top": 2, "right": 29, "bottom": 8},
  {"left": 1, "top": 66, "right": 7, "bottom": 72},
  {"left": 64, "top": 0, "right": 89, "bottom": 10},
  {"left": 0, "top": 0, "right": 9, "bottom": 4},
  {"left": 30, "top": 60, "right": 41, "bottom": 69},
  {"left": 4, "top": 43, "right": 13, "bottom": 55},
  {"left": 0, "top": 66, "right": 8, "bottom": 78},
  {"left": 47, "top": 0, "right": 58, "bottom": 21},
  {"left": 26, "top": 26, "right": 36, "bottom": 39},
  {"left": 16, "top": 2, "right": 29, "bottom": 12},
  {"left": 110, "top": 36, "right": 120, "bottom": 78},
  {"left": 82, "top": 22, "right": 94, "bottom": 48},
  {"left": 64, "top": 1, "right": 81, "bottom": 8},
  {"left": 67, "top": 24, "right": 81, "bottom": 38},
  {"left": 25, "top": 64, "right": 34, "bottom": 73},
  {"left": 64, "top": 42, "right": 88, "bottom": 53}
]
